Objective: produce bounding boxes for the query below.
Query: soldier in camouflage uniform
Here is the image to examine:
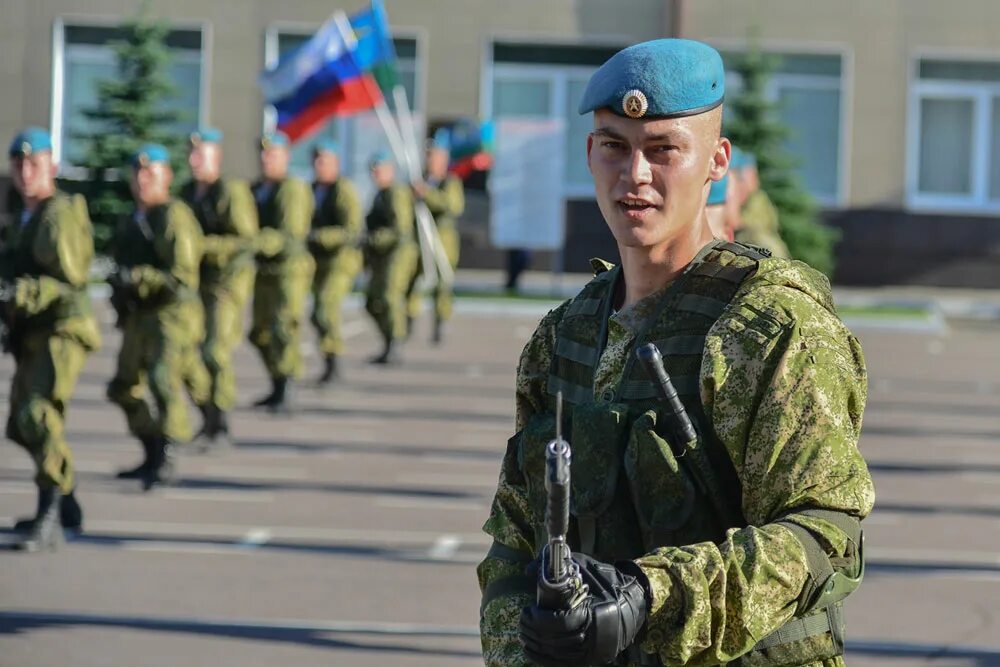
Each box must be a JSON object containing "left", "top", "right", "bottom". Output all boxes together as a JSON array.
[
  {"left": 1, "top": 127, "right": 101, "bottom": 551},
  {"left": 179, "top": 127, "right": 258, "bottom": 448},
  {"left": 308, "top": 139, "right": 362, "bottom": 386},
  {"left": 478, "top": 40, "right": 873, "bottom": 667},
  {"left": 249, "top": 132, "right": 315, "bottom": 411},
  {"left": 364, "top": 151, "right": 417, "bottom": 365},
  {"left": 731, "top": 148, "right": 790, "bottom": 260},
  {"left": 107, "top": 144, "right": 204, "bottom": 491},
  {"left": 408, "top": 129, "right": 465, "bottom": 344}
]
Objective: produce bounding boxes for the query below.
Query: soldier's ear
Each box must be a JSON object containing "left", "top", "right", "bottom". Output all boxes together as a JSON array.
[
  {"left": 586, "top": 134, "right": 595, "bottom": 173},
  {"left": 49, "top": 160, "right": 59, "bottom": 180}
]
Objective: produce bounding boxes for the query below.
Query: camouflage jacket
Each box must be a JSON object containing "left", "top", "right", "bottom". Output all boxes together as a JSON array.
[
  {"left": 179, "top": 177, "right": 259, "bottom": 277},
  {"left": 365, "top": 183, "right": 415, "bottom": 256},
  {"left": 309, "top": 178, "right": 363, "bottom": 257},
  {"left": 478, "top": 243, "right": 873, "bottom": 666},
  {"left": 1, "top": 191, "right": 101, "bottom": 351},
  {"left": 252, "top": 178, "right": 314, "bottom": 264},
  {"left": 421, "top": 174, "right": 465, "bottom": 229}
]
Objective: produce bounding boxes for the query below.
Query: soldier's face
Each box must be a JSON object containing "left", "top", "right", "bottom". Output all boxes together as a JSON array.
[
  {"left": 261, "top": 146, "right": 290, "bottom": 180},
  {"left": 426, "top": 148, "right": 449, "bottom": 178},
  {"left": 371, "top": 163, "right": 395, "bottom": 188},
  {"left": 10, "top": 151, "right": 57, "bottom": 199},
  {"left": 313, "top": 151, "right": 340, "bottom": 183},
  {"left": 130, "top": 163, "right": 173, "bottom": 206},
  {"left": 189, "top": 143, "right": 221, "bottom": 183},
  {"left": 587, "top": 109, "right": 729, "bottom": 250}
]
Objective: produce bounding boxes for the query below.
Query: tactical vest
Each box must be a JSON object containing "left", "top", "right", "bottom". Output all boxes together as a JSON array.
[
  {"left": 116, "top": 202, "right": 196, "bottom": 306},
  {"left": 183, "top": 178, "right": 254, "bottom": 274},
  {"left": 516, "top": 240, "right": 862, "bottom": 666},
  {"left": 254, "top": 179, "right": 308, "bottom": 262},
  {"left": 9, "top": 193, "right": 93, "bottom": 328}
]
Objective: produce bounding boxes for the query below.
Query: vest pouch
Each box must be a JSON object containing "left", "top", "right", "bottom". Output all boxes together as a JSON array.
[
  {"left": 567, "top": 402, "right": 630, "bottom": 519},
  {"left": 624, "top": 409, "right": 696, "bottom": 549},
  {"left": 516, "top": 412, "right": 558, "bottom": 532}
]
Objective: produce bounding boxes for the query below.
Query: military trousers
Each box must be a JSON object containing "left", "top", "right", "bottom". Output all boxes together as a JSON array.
[
  {"left": 405, "top": 225, "right": 460, "bottom": 322},
  {"left": 6, "top": 331, "right": 88, "bottom": 493},
  {"left": 366, "top": 243, "right": 418, "bottom": 343},
  {"left": 107, "top": 306, "right": 194, "bottom": 444},
  {"left": 188, "top": 265, "right": 255, "bottom": 409},
  {"left": 249, "top": 253, "right": 314, "bottom": 379},
  {"left": 311, "top": 248, "right": 361, "bottom": 356}
]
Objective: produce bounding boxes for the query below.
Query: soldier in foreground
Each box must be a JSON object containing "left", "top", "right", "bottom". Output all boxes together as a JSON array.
[
  {"left": 107, "top": 145, "right": 203, "bottom": 490},
  {"left": 180, "top": 128, "right": 258, "bottom": 448},
  {"left": 364, "top": 151, "right": 417, "bottom": 365},
  {"left": 409, "top": 129, "right": 465, "bottom": 344},
  {"left": 478, "top": 39, "right": 873, "bottom": 666},
  {"left": 1, "top": 127, "right": 101, "bottom": 550},
  {"left": 249, "top": 132, "right": 314, "bottom": 411},
  {"left": 307, "top": 139, "right": 362, "bottom": 386}
]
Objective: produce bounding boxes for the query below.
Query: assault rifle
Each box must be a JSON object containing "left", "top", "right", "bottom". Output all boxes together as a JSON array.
[{"left": 536, "top": 391, "right": 587, "bottom": 610}]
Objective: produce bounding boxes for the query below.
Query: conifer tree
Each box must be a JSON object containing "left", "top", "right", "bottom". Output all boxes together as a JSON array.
[
  {"left": 73, "top": 4, "right": 185, "bottom": 250},
  {"left": 725, "top": 46, "right": 838, "bottom": 276}
]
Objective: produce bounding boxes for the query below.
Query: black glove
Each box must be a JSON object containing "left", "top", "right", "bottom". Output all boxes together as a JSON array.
[{"left": 520, "top": 553, "right": 650, "bottom": 667}]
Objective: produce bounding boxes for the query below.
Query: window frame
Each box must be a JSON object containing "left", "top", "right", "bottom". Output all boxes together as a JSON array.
[
  {"left": 906, "top": 51, "right": 1000, "bottom": 214},
  {"left": 716, "top": 42, "right": 851, "bottom": 208},
  {"left": 50, "top": 15, "right": 211, "bottom": 171}
]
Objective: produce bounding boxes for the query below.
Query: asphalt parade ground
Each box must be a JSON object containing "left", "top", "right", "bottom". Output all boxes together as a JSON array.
[{"left": 1, "top": 295, "right": 999, "bottom": 666}]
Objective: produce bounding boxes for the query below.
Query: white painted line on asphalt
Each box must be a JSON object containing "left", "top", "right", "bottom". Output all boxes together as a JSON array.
[
  {"left": 961, "top": 472, "right": 1000, "bottom": 484},
  {"left": 81, "top": 518, "right": 491, "bottom": 546},
  {"left": 926, "top": 572, "right": 1000, "bottom": 584},
  {"left": 160, "top": 489, "right": 274, "bottom": 503},
  {"left": 419, "top": 454, "right": 501, "bottom": 467},
  {"left": 870, "top": 546, "right": 1000, "bottom": 566},
  {"left": 427, "top": 534, "right": 462, "bottom": 560},
  {"left": 396, "top": 472, "right": 500, "bottom": 488},
  {"left": 0, "top": 481, "right": 36, "bottom": 494},
  {"left": 122, "top": 541, "right": 254, "bottom": 556},
  {"left": 0, "top": 609, "right": 482, "bottom": 638},
  {"left": 239, "top": 528, "right": 272, "bottom": 549},
  {"left": 375, "top": 496, "right": 488, "bottom": 512},
  {"left": 861, "top": 514, "right": 901, "bottom": 525}
]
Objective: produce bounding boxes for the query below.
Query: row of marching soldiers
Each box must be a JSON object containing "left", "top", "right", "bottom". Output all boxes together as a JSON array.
[{"left": 0, "top": 125, "right": 464, "bottom": 552}]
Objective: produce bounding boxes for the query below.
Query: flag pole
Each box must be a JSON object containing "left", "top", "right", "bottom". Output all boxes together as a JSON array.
[{"left": 331, "top": 12, "right": 438, "bottom": 286}]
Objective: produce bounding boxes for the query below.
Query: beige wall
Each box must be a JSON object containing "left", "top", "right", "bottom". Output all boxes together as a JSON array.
[
  {"left": 0, "top": 0, "right": 667, "bottom": 178},
  {"left": 682, "top": 0, "right": 1000, "bottom": 209}
]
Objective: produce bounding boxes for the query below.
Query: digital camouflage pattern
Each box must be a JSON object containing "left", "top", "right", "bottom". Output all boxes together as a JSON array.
[
  {"left": 365, "top": 183, "right": 418, "bottom": 342},
  {"left": 249, "top": 178, "right": 315, "bottom": 379},
  {"left": 407, "top": 174, "right": 465, "bottom": 321},
  {"left": 180, "top": 177, "right": 259, "bottom": 410},
  {"left": 736, "top": 190, "right": 789, "bottom": 260},
  {"left": 2, "top": 192, "right": 100, "bottom": 493},
  {"left": 478, "top": 249, "right": 873, "bottom": 667},
  {"left": 309, "top": 178, "right": 363, "bottom": 356},
  {"left": 107, "top": 200, "right": 203, "bottom": 443}
]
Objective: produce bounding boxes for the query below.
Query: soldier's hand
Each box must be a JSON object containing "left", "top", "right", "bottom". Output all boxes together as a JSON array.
[
  {"left": 519, "top": 553, "right": 650, "bottom": 667},
  {"left": 411, "top": 181, "right": 427, "bottom": 199}
]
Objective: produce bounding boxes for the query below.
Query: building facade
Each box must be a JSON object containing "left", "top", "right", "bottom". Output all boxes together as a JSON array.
[{"left": 2, "top": 0, "right": 999, "bottom": 285}]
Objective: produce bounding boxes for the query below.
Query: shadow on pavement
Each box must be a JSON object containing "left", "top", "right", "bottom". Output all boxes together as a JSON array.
[
  {"left": 848, "top": 639, "right": 1000, "bottom": 665},
  {"left": 875, "top": 501, "right": 1000, "bottom": 518},
  {"left": 0, "top": 611, "right": 481, "bottom": 659},
  {"left": 867, "top": 461, "right": 1000, "bottom": 475}
]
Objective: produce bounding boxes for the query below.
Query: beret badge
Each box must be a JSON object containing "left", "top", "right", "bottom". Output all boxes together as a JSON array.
[{"left": 622, "top": 89, "right": 649, "bottom": 119}]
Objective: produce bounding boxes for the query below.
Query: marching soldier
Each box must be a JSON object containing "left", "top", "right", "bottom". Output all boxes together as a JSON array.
[
  {"left": 1, "top": 127, "right": 101, "bottom": 550},
  {"left": 479, "top": 39, "right": 872, "bottom": 667},
  {"left": 409, "top": 129, "right": 465, "bottom": 344},
  {"left": 307, "top": 139, "right": 362, "bottom": 386},
  {"left": 107, "top": 144, "right": 204, "bottom": 490},
  {"left": 364, "top": 151, "right": 417, "bottom": 365},
  {"left": 249, "top": 132, "right": 314, "bottom": 411},
  {"left": 180, "top": 127, "right": 258, "bottom": 447}
]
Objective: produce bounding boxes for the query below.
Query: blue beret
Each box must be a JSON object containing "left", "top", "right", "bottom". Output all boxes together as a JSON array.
[
  {"left": 260, "top": 131, "right": 290, "bottom": 149},
  {"left": 190, "top": 127, "right": 223, "bottom": 145},
  {"left": 9, "top": 126, "right": 53, "bottom": 157},
  {"left": 579, "top": 39, "right": 724, "bottom": 119},
  {"left": 428, "top": 128, "right": 450, "bottom": 151},
  {"left": 707, "top": 174, "right": 729, "bottom": 206},
  {"left": 369, "top": 149, "right": 392, "bottom": 169},
  {"left": 131, "top": 143, "right": 170, "bottom": 168},
  {"left": 312, "top": 138, "right": 339, "bottom": 156},
  {"left": 730, "top": 147, "right": 757, "bottom": 170}
]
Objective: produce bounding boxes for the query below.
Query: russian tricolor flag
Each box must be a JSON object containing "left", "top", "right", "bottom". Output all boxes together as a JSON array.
[{"left": 259, "top": 4, "right": 396, "bottom": 143}]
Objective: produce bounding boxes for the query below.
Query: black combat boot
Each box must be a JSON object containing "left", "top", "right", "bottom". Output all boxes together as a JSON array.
[
  {"left": 13, "top": 487, "right": 83, "bottom": 534},
  {"left": 405, "top": 315, "right": 415, "bottom": 340},
  {"left": 141, "top": 437, "right": 176, "bottom": 491},
  {"left": 253, "top": 376, "right": 291, "bottom": 413},
  {"left": 370, "top": 339, "right": 401, "bottom": 365},
  {"left": 116, "top": 436, "right": 154, "bottom": 479},
  {"left": 15, "top": 487, "right": 63, "bottom": 552},
  {"left": 317, "top": 353, "right": 338, "bottom": 386},
  {"left": 191, "top": 403, "right": 216, "bottom": 452},
  {"left": 432, "top": 317, "right": 444, "bottom": 345}
]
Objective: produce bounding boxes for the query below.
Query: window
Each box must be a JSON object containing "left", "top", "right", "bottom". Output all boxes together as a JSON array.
[
  {"left": 489, "top": 42, "right": 620, "bottom": 197},
  {"left": 722, "top": 51, "right": 845, "bottom": 205},
  {"left": 908, "top": 57, "right": 1000, "bottom": 212},
  {"left": 54, "top": 22, "right": 205, "bottom": 170},
  {"left": 265, "top": 29, "right": 421, "bottom": 192}
]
